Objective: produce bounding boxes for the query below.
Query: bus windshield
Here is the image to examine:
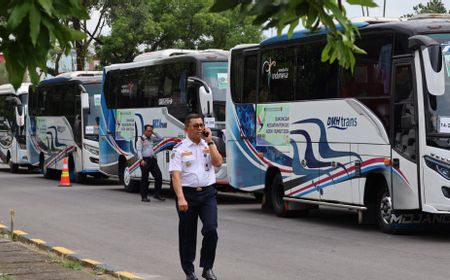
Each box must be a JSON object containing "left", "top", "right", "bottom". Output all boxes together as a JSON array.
[
  {"left": 202, "top": 61, "right": 228, "bottom": 102},
  {"left": 83, "top": 83, "right": 101, "bottom": 140},
  {"left": 202, "top": 61, "right": 227, "bottom": 122},
  {"left": 425, "top": 34, "right": 450, "bottom": 137}
]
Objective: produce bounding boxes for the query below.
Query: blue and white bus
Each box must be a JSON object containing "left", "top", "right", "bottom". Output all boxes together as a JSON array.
[
  {"left": 227, "top": 16, "right": 450, "bottom": 232},
  {"left": 27, "top": 72, "right": 103, "bottom": 182},
  {"left": 0, "top": 83, "right": 31, "bottom": 172},
  {"left": 100, "top": 49, "right": 228, "bottom": 192}
]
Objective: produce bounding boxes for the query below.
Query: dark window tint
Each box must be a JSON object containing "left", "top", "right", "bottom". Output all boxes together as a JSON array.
[
  {"left": 230, "top": 51, "right": 243, "bottom": 103},
  {"left": 242, "top": 53, "right": 257, "bottom": 103},
  {"left": 339, "top": 35, "right": 392, "bottom": 98},
  {"left": 339, "top": 34, "right": 393, "bottom": 135},
  {"left": 394, "top": 33, "right": 411, "bottom": 56},
  {"left": 296, "top": 43, "right": 338, "bottom": 100},
  {"left": 259, "top": 47, "right": 295, "bottom": 102},
  {"left": 393, "top": 64, "right": 416, "bottom": 161},
  {"left": 0, "top": 95, "right": 15, "bottom": 134}
]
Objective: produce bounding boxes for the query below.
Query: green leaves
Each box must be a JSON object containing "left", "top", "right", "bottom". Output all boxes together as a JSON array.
[
  {"left": 0, "top": 0, "right": 88, "bottom": 89},
  {"left": 210, "top": 0, "right": 377, "bottom": 71}
]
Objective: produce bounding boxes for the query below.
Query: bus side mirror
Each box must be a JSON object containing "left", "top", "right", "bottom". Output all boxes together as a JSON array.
[
  {"left": 15, "top": 105, "right": 25, "bottom": 127},
  {"left": 81, "top": 92, "right": 90, "bottom": 110},
  {"left": 199, "top": 85, "right": 213, "bottom": 116},
  {"left": 409, "top": 35, "right": 444, "bottom": 96},
  {"left": 187, "top": 76, "right": 213, "bottom": 116}
]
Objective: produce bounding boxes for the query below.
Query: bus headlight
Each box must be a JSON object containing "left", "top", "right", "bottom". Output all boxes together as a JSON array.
[
  {"left": 425, "top": 156, "right": 450, "bottom": 180},
  {"left": 83, "top": 143, "right": 99, "bottom": 156}
]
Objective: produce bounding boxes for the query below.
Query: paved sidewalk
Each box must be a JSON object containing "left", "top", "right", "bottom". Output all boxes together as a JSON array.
[{"left": 0, "top": 238, "right": 114, "bottom": 280}]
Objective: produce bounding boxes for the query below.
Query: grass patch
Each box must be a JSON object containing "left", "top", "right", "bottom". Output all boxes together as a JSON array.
[
  {"left": 45, "top": 252, "right": 81, "bottom": 270},
  {"left": 60, "top": 259, "right": 82, "bottom": 270},
  {"left": 93, "top": 266, "right": 107, "bottom": 275},
  {"left": 0, "top": 273, "right": 13, "bottom": 280}
]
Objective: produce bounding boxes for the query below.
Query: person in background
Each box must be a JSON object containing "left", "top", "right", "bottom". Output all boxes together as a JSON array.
[{"left": 136, "top": 124, "right": 165, "bottom": 202}]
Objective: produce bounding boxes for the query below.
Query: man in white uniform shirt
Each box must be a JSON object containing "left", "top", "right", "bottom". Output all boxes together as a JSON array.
[{"left": 169, "top": 113, "right": 223, "bottom": 280}]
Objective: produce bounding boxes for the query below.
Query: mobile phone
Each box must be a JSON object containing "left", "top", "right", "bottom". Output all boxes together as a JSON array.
[{"left": 202, "top": 130, "right": 209, "bottom": 137}]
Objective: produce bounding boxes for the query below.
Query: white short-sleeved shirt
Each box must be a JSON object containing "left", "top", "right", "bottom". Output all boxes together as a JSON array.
[{"left": 169, "top": 138, "right": 215, "bottom": 188}]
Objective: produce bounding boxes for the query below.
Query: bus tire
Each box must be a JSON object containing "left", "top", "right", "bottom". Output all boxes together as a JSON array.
[
  {"left": 376, "top": 186, "right": 397, "bottom": 234},
  {"left": 9, "top": 161, "right": 19, "bottom": 173},
  {"left": 270, "top": 173, "right": 291, "bottom": 217},
  {"left": 122, "top": 165, "right": 139, "bottom": 193}
]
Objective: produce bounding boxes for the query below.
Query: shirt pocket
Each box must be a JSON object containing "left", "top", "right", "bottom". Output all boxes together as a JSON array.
[{"left": 181, "top": 155, "right": 196, "bottom": 171}]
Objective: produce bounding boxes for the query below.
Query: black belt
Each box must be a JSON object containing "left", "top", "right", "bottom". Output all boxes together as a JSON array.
[{"left": 182, "top": 185, "right": 213, "bottom": 192}]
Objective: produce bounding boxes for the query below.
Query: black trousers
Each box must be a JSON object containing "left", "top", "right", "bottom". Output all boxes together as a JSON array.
[
  {"left": 139, "top": 157, "right": 162, "bottom": 199},
  {"left": 176, "top": 186, "right": 218, "bottom": 274}
]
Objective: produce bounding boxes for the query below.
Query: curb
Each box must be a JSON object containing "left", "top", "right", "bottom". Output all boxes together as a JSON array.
[{"left": 0, "top": 223, "right": 144, "bottom": 280}]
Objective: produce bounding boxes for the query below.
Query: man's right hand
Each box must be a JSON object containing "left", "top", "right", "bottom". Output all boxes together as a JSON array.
[
  {"left": 140, "top": 159, "right": 146, "bottom": 166},
  {"left": 178, "top": 197, "right": 188, "bottom": 212}
]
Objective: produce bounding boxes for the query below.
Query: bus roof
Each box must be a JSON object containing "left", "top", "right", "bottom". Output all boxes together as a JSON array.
[
  {"left": 105, "top": 49, "right": 229, "bottom": 72},
  {"left": 38, "top": 72, "right": 102, "bottom": 87},
  {"left": 260, "top": 17, "right": 450, "bottom": 46},
  {"left": 0, "top": 83, "right": 31, "bottom": 95}
]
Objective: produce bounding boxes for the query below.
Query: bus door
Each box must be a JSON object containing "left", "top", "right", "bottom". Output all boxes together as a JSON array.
[{"left": 390, "top": 58, "right": 420, "bottom": 210}]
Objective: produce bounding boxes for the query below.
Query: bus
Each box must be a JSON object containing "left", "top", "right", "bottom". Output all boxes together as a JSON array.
[
  {"left": 0, "top": 83, "right": 31, "bottom": 172},
  {"left": 27, "top": 72, "right": 103, "bottom": 182},
  {"left": 100, "top": 49, "right": 228, "bottom": 192},
  {"left": 226, "top": 16, "right": 450, "bottom": 232}
]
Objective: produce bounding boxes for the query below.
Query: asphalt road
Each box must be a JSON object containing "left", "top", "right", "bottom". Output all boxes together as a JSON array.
[{"left": 0, "top": 164, "right": 449, "bottom": 280}]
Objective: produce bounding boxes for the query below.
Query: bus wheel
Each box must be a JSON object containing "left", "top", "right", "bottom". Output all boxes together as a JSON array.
[
  {"left": 270, "top": 173, "right": 291, "bottom": 217},
  {"left": 376, "top": 187, "right": 397, "bottom": 234},
  {"left": 9, "top": 161, "right": 19, "bottom": 173},
  {"left": 122, "top": 166, "right": 139, "bottom": 193}
]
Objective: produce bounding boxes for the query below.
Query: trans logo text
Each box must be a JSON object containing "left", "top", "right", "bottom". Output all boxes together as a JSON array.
[{"left": 327, "top": 116, "right": 358, "bottom": 130}]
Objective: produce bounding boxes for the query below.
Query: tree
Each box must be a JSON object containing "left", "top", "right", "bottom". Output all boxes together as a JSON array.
[
  {"left": 403, "top": 0, "right": 447, "bottom": 18},
  {"left": 0, "top": 0, "right": 89, "bottom": 89},
  {"left": 210, "top": 0, "right": 378, "bottom": 71},
  {"left": 46, "top": 0, "right": 109, "bottom": 75},
  {"left": 95, "top": 0, "right": 263, "bottom": 66},
  {"left": 0, "top": 63, "right": 8, "bottom": 85}
]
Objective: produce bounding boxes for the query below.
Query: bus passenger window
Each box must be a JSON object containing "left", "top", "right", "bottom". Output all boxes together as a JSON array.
[{"left": 242, "top": 54, "right": 257, "bottom": 103}]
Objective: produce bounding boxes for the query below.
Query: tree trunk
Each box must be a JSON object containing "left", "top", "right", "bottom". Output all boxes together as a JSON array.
[{"left": 72, "top": 18, "right": 85, "bottom": 71}]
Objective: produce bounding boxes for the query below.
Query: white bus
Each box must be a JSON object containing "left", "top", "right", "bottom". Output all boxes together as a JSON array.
[
  {"left": 226, "top": 16, "right": 450, "bottom": 232},
  {"left": 100, "top": 49, "right": 228, "bottom": 192},
  {"left": 0, "top": 83, "right": 31, "bottom": 172},
  {"left": 27, "top": 72, "right": 103, "bottom": 182}
]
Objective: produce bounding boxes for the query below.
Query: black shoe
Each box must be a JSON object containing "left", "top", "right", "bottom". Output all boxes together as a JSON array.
[
  {"left": 141, "top": 198, "right": 151, "bottom": 202},
  {"left": 186, "top": 272, "right": 198, "bottom": 280},
  {"left": 202, "top": 268, "right": 217, "bottom": 280},
  {"left": 153, "top": 195, "right": 165, "bottom": 201}
]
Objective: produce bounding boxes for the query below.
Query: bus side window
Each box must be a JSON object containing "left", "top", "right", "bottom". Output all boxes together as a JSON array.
[{"left": 242, "top": 53, "right": 257, "bottom": 103}]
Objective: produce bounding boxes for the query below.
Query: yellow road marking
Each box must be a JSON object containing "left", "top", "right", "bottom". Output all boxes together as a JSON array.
[
  {"left": 13, "top": 230, "right": 28, "bottom": 235},
  {"left": 82, "top": 258, "right": 101, "bottom": 265},
  {"left": 30, "top": 239, "right": 46, "bottom": 245},
  {"left": 116, "top": 271, "right": 143, "bottom": 279},
  {"left": 52, "top": 246, "right": 75, "bottom": 255}
]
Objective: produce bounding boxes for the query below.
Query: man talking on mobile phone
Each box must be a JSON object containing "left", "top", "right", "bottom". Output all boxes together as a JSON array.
[{"left": 169, "top": 113, "right": 223, "bottom": 280}]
